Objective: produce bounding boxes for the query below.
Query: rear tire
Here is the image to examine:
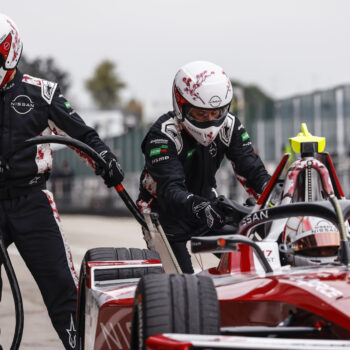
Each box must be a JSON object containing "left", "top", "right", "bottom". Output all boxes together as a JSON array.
[
  {"left": 84, "top": 247, "right": 162, "bottom": 280},
  {"left": 130, "top": 274, "right": 220, "bottom": 350},
  {"left": 77, "top": 247, "right": 163, "bottom": 350}
]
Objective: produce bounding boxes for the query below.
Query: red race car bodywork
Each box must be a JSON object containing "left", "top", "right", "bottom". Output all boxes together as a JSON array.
[
  {"left": 81, "top": 251, "right": 350, "bottom": 349},
  {"left": 79, "top": 127, "right": 350, "bottom": 349}
]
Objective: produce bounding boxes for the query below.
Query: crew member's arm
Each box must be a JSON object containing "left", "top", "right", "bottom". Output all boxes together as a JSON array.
[
  {"left": 47, "top": 85, "right": 124, "bottom": 186},
  {"left": 143, "top": 130, "right": 224, "bottom": 229},
  {"left": 226, "top": 118, "right": 270, "bottom": 198}
]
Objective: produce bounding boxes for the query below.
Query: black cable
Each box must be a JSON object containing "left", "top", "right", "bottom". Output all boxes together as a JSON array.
[{"left": 0, "top": 236, "right": 23, "bottom": 350}]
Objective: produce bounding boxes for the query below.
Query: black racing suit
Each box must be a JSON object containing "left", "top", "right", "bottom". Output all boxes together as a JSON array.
[
  {"left": 138, "top": 111, "right": 270, "bottom": 273},
  {"left": 0, "top": 70, "right": 113, "bottom": 349}
]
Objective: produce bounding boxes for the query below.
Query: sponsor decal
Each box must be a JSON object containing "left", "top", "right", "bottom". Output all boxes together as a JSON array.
[
  {"left": 41, "top": 79, "right": 57, "bottom": 104},
  {"left": 100, "top": 321, "right": 131, "bottom": 350},
  {"left": 150, "top": 138, "right": 169, "bottom": 144},
  {"left": 209, "top": 141, "right": 217, "bottom": 157},
  {"left": 219, "top": 114, "right": 234, "bottom": 146},
  {"left": 186, "top": 123, "right": 203, "bottom": 136},
  {"left": 241, "top": 210, "right": 269, "bottom": 226},
  {"left": 149, "top": 145, "right": 168, "bottom": 157},
  {"left": 11, "top": 95, "right": 34, "bottom": 114},
  {"left": 192, "top": 201, "right": 209, "bottom": 218},
  {"left": 100, "top": 150, "right": 108, "bottom": 158},
  {"left": 205, "top": 206, "right": 215, "bottom": 228},
  {"left": 3, "top": 41, "right": 10, "bottom": 51},
  {"left": 2, "top": 81, "right": 15, "bottom": 91},
  {"left": 241, "top": 131, "right": 250, "bottom": 141},
  {"left": 22, "top": 74, "right": 42, "bottom": 86},
  {"left": 243, "top": 141, "right": 252, "bottom": 147},
  {"left": 186, "top": 148, "right": 196, "bottom": 159},
  {"left": 161, "top": 119, "right": 183, "bottom": 154},
  {"left": 66, "top": 314, "right": 76, "bottom": 349},
  {"left": 151, "top": 155, "right": 169, "bottom": 164},
  {"left": 29, "top": 176, "right": 41, "bottom": 185},
  {"left": 209, "top": 95, "right": 222, "bottom": 107},
  {"left": 60, "top": 94, "right": 77, "bottom": 114},
  {"left": 312, "top": 220, "right": 336, "bottom": 234},
  {"left": 290, "top": 277, "right": 343, "bottom": 298}
]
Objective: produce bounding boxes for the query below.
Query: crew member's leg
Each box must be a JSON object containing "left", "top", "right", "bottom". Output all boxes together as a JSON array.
[
  {"left": 169, "top": 240, "right": 194, "bottom": 274},
  {"left": 158, "top": 216, "right": 195, "bottom": 273},
  {"left": 7, "top": 190, "right": 78, "bottom": 350}
]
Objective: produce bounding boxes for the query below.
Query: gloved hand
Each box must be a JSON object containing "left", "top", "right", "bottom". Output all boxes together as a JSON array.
[
  {"left": 191, "top": 195, "right": 225, "bottom": 230},
  {"left": 96, "top": 151, "right": 124, "bottom": 187}
]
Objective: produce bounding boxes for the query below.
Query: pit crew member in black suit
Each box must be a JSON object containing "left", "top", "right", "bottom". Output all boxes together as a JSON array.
[
  {"left": 138, "top": 61, "right": 270, "bottom": 273},
  {"left": 0, "top": 14, "right": 124, "bottom": 349}
]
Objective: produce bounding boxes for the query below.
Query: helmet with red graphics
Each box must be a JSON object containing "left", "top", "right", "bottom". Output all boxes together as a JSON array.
[
  {"left": 172, "top": 61, "right": 233, "bottom": 146},
  {"left": 0, "top": 14, "right": 23, "bottom": 89},
  {"left": 282, "top": 216, "right": 340, "bottom": 266}
]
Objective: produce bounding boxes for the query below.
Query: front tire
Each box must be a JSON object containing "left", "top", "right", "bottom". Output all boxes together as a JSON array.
[{"left": 131, "top": 274, "right": 220, "bottom": 350}]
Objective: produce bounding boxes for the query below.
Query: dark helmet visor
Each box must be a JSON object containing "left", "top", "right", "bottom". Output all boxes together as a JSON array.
[{"left": 182, "top": 104, "right": 230, "bottom": 129}]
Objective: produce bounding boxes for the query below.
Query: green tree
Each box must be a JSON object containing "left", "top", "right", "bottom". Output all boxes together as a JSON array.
[
  {"left": 86, "top": 60, "right": 126, "bottom": 110},
  {"left": 123, "top": 98, "right": 144, "bottom": 131},
  {"left": 18, "top": 54, "right": 70, "bottom": 93}
]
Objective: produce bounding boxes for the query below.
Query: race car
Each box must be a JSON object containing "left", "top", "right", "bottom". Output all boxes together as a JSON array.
[
  {"left": 3, "top": 125, "right": 350, "bottom": 350},
  {"left": 76, "top": 124, "right": 350, "bottom": 349}
]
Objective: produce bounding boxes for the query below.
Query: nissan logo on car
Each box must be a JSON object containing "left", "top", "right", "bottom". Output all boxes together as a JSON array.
[
  {"left": 11, "top": 95, "right": 35, "bottom": 115},
  {"left": 241, "top": 210, "right": 269, "bottom": 226}
]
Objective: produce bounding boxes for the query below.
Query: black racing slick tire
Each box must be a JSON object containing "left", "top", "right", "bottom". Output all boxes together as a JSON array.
[
  {"left": 77, "top": 247, "right": 163, "bottom": 350},
  {"left": 130, "top": 274, "right": 220, "bottom": 350},
  {"left": 84, "top": 247, "right": 163, "bottom": 281}
]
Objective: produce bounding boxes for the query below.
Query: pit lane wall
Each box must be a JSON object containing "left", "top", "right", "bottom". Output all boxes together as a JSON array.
[{"left": 50, "top": 84, "right": 350, "bottom": 214}]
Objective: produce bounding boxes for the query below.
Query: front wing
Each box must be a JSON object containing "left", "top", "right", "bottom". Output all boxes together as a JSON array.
[{"left": 147, "top": 334, "right": 350, "bottom": 350}]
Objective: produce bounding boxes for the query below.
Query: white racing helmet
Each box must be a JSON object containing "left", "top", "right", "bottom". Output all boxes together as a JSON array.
[
  {"left": 172, "top": 61, "right": 233, "bottom": 146},
  {"left": 0, "top": 14, "right": 22, "bottom": 89},
  {"left": 282, "top": 216, "right": 340, "bottom": 266}
]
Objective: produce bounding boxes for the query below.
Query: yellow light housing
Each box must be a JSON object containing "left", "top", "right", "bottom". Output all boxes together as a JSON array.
[{"left": 289, "top": 123, "right": 326, "bottom": 154}]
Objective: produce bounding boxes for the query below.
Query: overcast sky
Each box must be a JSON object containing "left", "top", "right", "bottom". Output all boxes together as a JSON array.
[{"left": 2, "top": 0, "right": 350, "bottom": 111}]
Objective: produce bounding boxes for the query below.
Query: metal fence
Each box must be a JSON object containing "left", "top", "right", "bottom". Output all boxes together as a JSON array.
[{"left": 50, "top": 83, "right": 350, "bottom": 213}]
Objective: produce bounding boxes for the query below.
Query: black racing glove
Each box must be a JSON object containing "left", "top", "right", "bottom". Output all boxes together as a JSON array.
[
  {"left": 96, "top": 151, "right": 124, "bottom": 187},
  {"left": 191, "top": 195, "right": 225, "bottom": 230}
]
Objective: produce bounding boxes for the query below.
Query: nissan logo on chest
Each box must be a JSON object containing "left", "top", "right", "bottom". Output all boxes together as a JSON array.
[{"left": 11, "top": 95, "right": 35, "bottom": 115}]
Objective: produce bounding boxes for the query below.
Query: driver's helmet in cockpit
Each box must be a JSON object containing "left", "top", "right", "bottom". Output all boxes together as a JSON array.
[{"left": 282, "top": 216, "right": 340, "bottom": 266}]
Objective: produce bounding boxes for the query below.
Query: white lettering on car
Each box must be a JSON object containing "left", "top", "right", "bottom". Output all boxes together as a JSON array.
[
  {"left": 241, "top": 210, "right": 269, "bottom": 226},
  {"left": 289, "top": 277, "right": 343, "bottom": 298},
  {"left": 100, "top": 321, "right": 131, "bottom": 349}
]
